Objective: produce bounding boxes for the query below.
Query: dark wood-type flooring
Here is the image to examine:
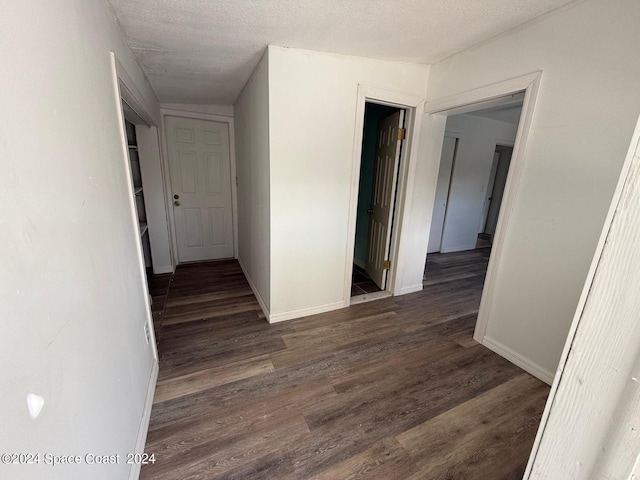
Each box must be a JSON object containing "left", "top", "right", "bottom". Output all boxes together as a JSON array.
[
  {"left": 351, "top": 264, "right": 382, "bottom": 297},
  {"left": 142, "top": 250, "right": 548, "bottom": 479}
]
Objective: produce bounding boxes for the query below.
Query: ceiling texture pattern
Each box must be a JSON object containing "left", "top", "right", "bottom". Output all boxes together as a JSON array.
[{"left": 108, "top": 0, "right": 577, "bottom": 105}]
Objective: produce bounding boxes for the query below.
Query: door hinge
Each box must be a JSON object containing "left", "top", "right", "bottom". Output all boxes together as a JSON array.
[
  {"left": 383, "top": 259, "right": 391, "bottom": 270},
  {"left": 397, "top": 128, "right": 406, "bottom": 141}
]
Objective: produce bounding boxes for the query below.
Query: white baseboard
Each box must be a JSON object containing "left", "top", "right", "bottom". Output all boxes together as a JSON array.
[
  {"left": 152, "top": 265, "right": 174, "bottom": 275},
  {"left": 269, "top": 301, "right": 345, "bottom": 324},
  {"left": 397, "top": 284, "right": 424, "bottom": 295},
  {"left": 350, "top": 291, "right": 391, "bottom": 305},
  {"left": 128, "top": 360, "right": 158, "bottom": 480},
  {"left": 237, "top": 257, "right": 270, "bottom": 320},
  {"left": 482, "top": 336, "right": 555, "bottom": 385}
]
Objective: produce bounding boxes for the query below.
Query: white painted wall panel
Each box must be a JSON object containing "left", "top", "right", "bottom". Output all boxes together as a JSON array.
[
  {"left": 419, "top": 0, "right": 640, "bottom": 375},
  {"left": 267, "top": 46, "right": 429, "bottom": 317},
  {"left": 234, "top": 52, "right": 271, "bottom": 312},
  {"left": 0, "top": 0, "right": 159, "bottom": 478}
]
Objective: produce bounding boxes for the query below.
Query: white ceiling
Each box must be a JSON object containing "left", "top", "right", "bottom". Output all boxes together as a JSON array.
[
  {"left": 108, "top": 0, "right": 577, "bottom": 105},
  {"left": 470, "top": 103, "right": 524, "bottom": 124}
]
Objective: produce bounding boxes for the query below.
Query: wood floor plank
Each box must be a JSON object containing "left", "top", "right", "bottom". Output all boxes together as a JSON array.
[
  {"left": 163, "top": 299, "right": 262, "bottom": 325},
  {"left": 153, "top": 354, "right": 275, "bottom": 403},
  {"left": 396, "top": 373, "right": 548, "bottom": 464},
  {"left": 147, "top": 371, "right": 337, "bottom": 434},
  {"left": 405, "top": 406, "right": 544, "bottom": 480},
  {"left": 141, "top": 410, "right": 310, "bottom": 480},
  {"left": 309, "top": 437, "right": 419, "bottom": 480},
  {"left": 141, "top": 251, "right": 549, "bottom": 479},
  {"left": 165, "top": 287, "right": 255, "bottom": 307}
]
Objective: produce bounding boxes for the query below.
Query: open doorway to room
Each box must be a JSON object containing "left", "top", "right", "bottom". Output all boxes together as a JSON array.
[
  {"left": 423, "top": 97, "right": 523, "bottom": 290},
  {"left": 351, "top": 102, "right": 405, "bottom": 299}
]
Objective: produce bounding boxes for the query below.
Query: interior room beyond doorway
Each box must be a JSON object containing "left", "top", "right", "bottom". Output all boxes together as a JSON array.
[
  {"left": 424, "top": 96, "right": 523, "bottom": 330},
  {"left": 351, "top": 102, "right": 405, "bottom": 298}
]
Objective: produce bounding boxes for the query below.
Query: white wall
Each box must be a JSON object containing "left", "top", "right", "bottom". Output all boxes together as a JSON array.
[
  {"left": 439, "top": 114, "right": 518, "bottom": 252},
  {"left": 267, "top": 46, "right": 429, "bottom": 319},
  {"left": 0, "top": 1, "right": 159, "bottom": 478},
  {"left": 235, "top": 52, "right": 271, "bottom": 312},
  {"left": 415, "top": 0, "right": 640, "bottom": 377}
]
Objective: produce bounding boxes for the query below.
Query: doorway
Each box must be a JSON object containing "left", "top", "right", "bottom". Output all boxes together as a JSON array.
[
  {"left": 424, "top": 99, "right": 523, "bottom": 312},
  {"left": 164, "top": 115, "right": 235, "bottom": 263},
  {"left": 352, "top": 102, "right": 405, "bottom": 298}
]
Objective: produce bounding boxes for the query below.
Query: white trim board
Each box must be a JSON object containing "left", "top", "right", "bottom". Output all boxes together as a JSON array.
[
  {"left": 240, "top": 256, "right": 348, "bottom": 324},
  {"left": 398, "top": 284, "right": 424, "bottom": 295},
  {"left": 344, "top": 84, "right": 425, "bottom": 308},
  {"left": 424, "top": 71, "right": 542, "bottom": 351},
  {"left": 483, "top": 336, "right": 554, "bottom": 385},
  {"left": 350, "top": 290, "right": 391, "bottom": 305},
  {"left": 128, "top": 361, "right": 158, "bottom": 480},
  {"left": 269, "top": 301, "right": 346, "bottom": 324},
  {"left": 110, "top": 52, "right": 159, "bottom": 361},
  {"left": 112, "top": 53, "right": 159, "bottom": 127}
]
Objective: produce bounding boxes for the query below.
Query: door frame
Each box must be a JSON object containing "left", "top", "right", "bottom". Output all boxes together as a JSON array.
[
  {"left": 109, "top": 51, "right": 160, "bottom": 480},
  {"left": 344, "top": 85, "right": 425, "bottom": 306},
  {"left": 365, "top": 108, "right": 405, "bottom": 291},
  {"left": 424, "top": 71, "right": 543, "bottom": 377},
  {"left": 160, "top": 108, "right": 238, "bottom": 266}
]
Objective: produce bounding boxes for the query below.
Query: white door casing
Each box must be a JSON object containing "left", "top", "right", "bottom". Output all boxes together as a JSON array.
[
  {"left": 165, "top": 116, "right": 234, "bottom": 262},
  {"left": 366, "top": 110, "right": 405, "bottom": 289},
  {"left": 427, "top": 135, "right": 457, "bottom": 253}
]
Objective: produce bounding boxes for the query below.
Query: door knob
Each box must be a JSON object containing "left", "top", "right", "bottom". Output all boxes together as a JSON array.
[
  {"left": 367, "top": 208, "right": 374, "bottom": 214},
  {"left": 174, "top": 201, "right": 180, "bottom": 206},
  {"left": 174, "top": 194, "right": 179, "bottom": 199}
]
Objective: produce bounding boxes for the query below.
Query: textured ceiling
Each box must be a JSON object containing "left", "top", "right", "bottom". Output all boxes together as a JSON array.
[{"left": 108, "top": 0, "right": 577, "bottom": 105}]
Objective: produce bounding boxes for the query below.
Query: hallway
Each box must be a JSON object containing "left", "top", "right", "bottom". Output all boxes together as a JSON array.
[{"left": 142, "top": 257, "right": 548, "bottom": 479}]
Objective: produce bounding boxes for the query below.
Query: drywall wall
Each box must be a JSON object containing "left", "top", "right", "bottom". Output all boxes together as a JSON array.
[
  {"left": 428, "top": 135, "right": 456, "bottom": 253},
  {"left": 527, "top": 115, "right": 640, "bottom": 480},
  {"left": 0, "top": 0, "right": 159, "bottom": 478},
  {"left": 438, "top": 114, "right": 518, "bottom": 252},
  {"left": 235, "top": 51, "right": 271, "bottom": 312},
  {"left": 420, "top": 0, "right": 640, "bottom": 376},
  {"left": 267, "top": 46, "right": 429, "bottom": 319},
  {"left": 354, "top": 103, "right": 400, "bottom": 266}
]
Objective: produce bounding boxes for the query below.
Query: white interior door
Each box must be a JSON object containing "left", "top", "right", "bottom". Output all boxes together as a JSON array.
[
  {"left": 366, "top": 110, "right": 404, "bottom": 290},
  {"left": 427, "top": 135, "right": 457, "bottom": 253},
  {"left": 165, "top": 116, "right": 234, "bottom": 262}
]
